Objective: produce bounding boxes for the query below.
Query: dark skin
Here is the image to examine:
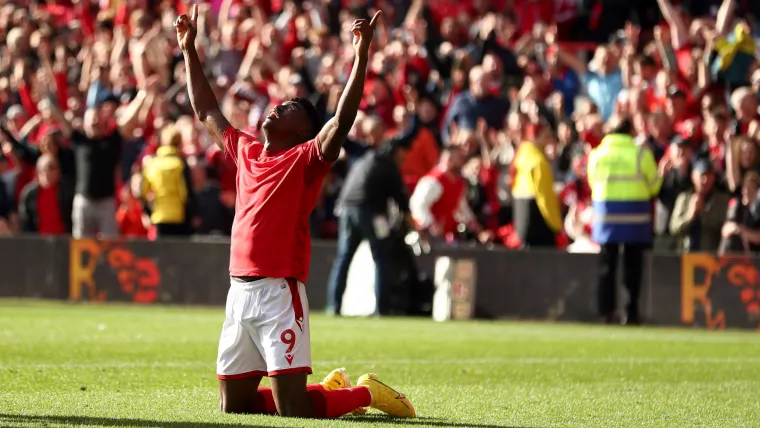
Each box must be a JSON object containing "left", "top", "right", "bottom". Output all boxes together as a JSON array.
[
  {"left": 176, "top": 5, "right": 380, "bottom": 417},
  {"left": 177, "top": 5, "right": 379, "bottom": 160}
]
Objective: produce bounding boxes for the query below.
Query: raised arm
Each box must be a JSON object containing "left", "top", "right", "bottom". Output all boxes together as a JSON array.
[
  {"left": 43, "top": 98, "right": 74, "bottom": 139},
  {"left": 175, "top": 5, "right": 231, "bottom": 149},
  {"left": 656, "top": 0, "right": 689, "bottom": 48},
  {"left": 317, "top": 11, "right": 381, "bottom": 162},
  {"left": 545, "top": 26, "right": 587, "bottom": 76},
  {"left": 716, "top": 0, "right": 737, "bottom": 37}
]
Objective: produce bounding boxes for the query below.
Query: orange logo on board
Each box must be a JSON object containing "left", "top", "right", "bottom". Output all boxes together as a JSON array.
[
  {"left": 681, "top": 254, "right": 760, "bottom": 330},
  {"left": 69, "top": 239, "right": 161, "bottom": 303}
]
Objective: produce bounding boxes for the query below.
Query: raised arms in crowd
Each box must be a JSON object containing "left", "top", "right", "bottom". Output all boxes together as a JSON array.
[
  {"left": 656, "top": 0, "right": 689, "bottom": 49},
  {"left": 546, "top": 27, "right": 587, "bottom": 77}
]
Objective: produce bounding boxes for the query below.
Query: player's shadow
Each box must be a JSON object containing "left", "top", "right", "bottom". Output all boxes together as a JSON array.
[
  {"left": 0, "top": 414, "right": 258, "bottom": 428},
  {"left": 0, "top": 413, "right": 535, "bottom": 427},
  {"left": 343, "top": 414, "right": 535, "bottom": 427}
]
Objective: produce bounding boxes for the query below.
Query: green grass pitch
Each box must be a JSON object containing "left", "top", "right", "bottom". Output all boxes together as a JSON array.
[{"left": 1, "top": 300, "right": 760, "bottom": 427}]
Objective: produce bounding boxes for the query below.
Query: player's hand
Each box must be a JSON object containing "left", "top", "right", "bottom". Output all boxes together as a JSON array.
[
  {"left": 352, "top": 11, "right": 382, "bottom": 58},
  {"left": 174, "top": 4, "right": 198, "bottom": 52}
]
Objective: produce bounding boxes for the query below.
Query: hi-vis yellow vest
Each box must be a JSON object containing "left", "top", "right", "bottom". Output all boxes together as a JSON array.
[{"left": 587, "top": 134, "right": 661, "bottom": 244}]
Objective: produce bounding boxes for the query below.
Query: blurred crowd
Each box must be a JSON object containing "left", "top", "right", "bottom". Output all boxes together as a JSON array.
[{"left": 1, "top": 0, "right": 760, "bottom": 254}]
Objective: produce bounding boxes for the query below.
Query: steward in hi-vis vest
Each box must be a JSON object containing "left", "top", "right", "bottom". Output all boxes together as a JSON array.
[
  {"left": 586, "top": 119, "right": 661, "bottom": 325},
  {"left": 587, "top": 134, "right": 661, "bottom": 244}
]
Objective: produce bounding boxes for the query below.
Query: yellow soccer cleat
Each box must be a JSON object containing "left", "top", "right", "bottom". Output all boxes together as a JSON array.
[
  {"left": 319, "top": 368, "right": 367, "bottom": 415},
  {"left": 357, "top": 373, "right": 416, "bottom": 418}
]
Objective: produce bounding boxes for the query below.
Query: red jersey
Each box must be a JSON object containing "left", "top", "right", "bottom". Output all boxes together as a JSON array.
[
  {"left": 426, "top": 167, "right": 466, "bottom": 235},
  {"left": 223, "top": 127, "right": 332, "bottom": 282},
  {"left": 37, "top": 185, "right": 66, "bottom": 235}
]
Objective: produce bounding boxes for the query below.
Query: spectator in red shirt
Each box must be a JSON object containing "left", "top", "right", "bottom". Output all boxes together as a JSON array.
[
  {"left": 18, "top": 154, "right": 74, "bottom": 235},
  {"left": 410, "top": 144, "right": 491, "bottom": 243},
  {"left": 116, "top": 173, "right": 149, "bottom": 238},
  {"left": 666, "top": 87, "right": 699, "bottom": 137}
]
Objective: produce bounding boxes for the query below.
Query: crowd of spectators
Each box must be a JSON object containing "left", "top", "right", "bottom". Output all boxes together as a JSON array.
[{"left": 1, "top": 0, "right": 760, "bottom": 255}]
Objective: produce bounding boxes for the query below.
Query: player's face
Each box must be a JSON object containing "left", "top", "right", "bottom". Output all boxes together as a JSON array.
[{"left": 262, "top": 101, "right": 311, "bottom": 142}]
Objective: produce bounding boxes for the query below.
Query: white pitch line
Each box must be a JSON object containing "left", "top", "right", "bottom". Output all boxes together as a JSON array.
[
  {"left": 4, "top": 357, "right": 760, "bottom": 370},
  {"left": 2, "top": 333, "right": 758, "bottom": 345}
]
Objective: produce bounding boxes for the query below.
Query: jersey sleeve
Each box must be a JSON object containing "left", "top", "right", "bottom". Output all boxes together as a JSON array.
[
  {"left": 222, "top": 126, "right": 242, "bottom": 165},
  {"left": 303, "top": 137, "right": 333, "bottom": 181}
]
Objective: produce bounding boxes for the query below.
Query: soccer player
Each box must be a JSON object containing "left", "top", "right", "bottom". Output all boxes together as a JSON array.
[{"left": 175, "top": 5, "right": 415, "bottom": 419}]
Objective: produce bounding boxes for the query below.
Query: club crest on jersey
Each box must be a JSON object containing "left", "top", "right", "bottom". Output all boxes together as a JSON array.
[{"left": 285, "top": 354, "right": 294, "bottom": 365}]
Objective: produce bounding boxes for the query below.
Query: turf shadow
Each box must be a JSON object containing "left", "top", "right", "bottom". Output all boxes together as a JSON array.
[
  {"left": 342, "top": 414, "right": 534, "bottom": 428},
  {"left": 0, "top": 413, "right": 535, "bottom": 428},
  {"left": 0, "top": 414, "right": 263, "bottom": 428}
]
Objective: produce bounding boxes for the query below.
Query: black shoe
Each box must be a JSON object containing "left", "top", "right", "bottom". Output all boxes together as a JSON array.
[{"left": 601, "top": 314, "right": 615, "bottom": 324}]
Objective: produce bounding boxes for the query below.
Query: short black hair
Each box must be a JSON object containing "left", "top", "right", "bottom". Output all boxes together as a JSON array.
[{"left": 292, "top": 97, "right": 321, "bottom": 140}]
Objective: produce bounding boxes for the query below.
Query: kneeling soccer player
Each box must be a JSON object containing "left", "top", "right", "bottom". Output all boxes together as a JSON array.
[{"left": 175, "top": 6, "right": 415, "bottom": 418}]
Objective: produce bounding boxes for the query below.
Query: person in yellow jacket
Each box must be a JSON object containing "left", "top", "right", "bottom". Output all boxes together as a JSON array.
[
  {"left": 141, "top": 124, "right": 195, "bottom": 238},
  {"left": 511, "top": 122, "right": 562, "bottom": 248},
  {"left": 587, "top": 118, "right": 661, "bottom": 325}
]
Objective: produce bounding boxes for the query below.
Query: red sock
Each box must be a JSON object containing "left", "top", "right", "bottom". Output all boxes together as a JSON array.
[
  {"left": 254, "top": 387, "right": 277, "bottom": 414},
  {"left": 308, "top": 387, "right": 372, "bottom": 418},
  {"left": 255, "top": 384, "right": 325, "bottom": 414}
]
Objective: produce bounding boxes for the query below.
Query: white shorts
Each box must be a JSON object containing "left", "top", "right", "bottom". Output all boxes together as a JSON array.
[{"left": 216, "top": 277, "right": 312, "bottom": 379}]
